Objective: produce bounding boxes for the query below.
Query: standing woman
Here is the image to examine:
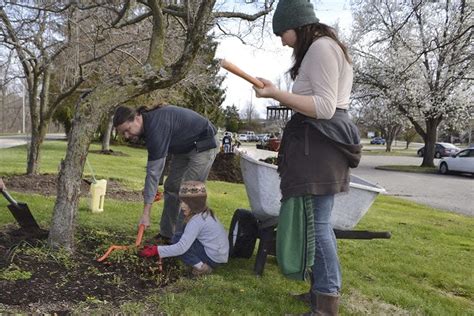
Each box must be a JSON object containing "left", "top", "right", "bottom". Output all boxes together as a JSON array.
[{"left": 254, "top": 0, "right": 362, "bottom": 315}]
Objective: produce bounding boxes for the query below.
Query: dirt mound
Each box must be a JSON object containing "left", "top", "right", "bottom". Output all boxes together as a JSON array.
[
  {"left": 208, "top": 152, "right": 243, "bottom": 183},
  {"left": 89, "top": 149, "right": 129, "bottom": 156}
]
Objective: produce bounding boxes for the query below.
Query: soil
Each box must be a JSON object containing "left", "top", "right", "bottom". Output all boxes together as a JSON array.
[
  {"left": 0, "top": 225, "right": 181, "bottom": 313},
  {"left": 88, "top": 149, "right": 130, "bottom": 156},
  {"left": 0, "top": 152, "right": 243, "bottom": 313},
  {"left": 208, "top": 152, "right": 243, "bottom": 183},
  {"left": 3, "top": 174, "right": 143, "bottom": 202}
]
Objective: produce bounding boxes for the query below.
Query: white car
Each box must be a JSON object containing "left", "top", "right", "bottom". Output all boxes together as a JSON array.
[
  {"left": 238, "top": 134, "right": 248, "bottom": 142},
  {"left": 438, "top": 148, "right": 474, "bottom": 175}
]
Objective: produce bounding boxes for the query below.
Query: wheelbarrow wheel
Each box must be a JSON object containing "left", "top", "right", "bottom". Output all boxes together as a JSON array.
[{"left": 228, "top": 209, "right": 258, "bottom": 259}]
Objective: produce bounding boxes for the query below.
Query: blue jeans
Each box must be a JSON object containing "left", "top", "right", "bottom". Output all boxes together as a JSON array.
[
  {"left": 171, "top": 232, "right": 217, "bottom": 268},
  {"left": 311, "top": 194, "right": 341, "bottom": 294}
]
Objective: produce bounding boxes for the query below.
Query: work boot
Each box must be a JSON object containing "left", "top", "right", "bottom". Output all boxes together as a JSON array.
[
  {"left": 310, "top": 292, "right": 340, "bottom": 316},
  {"left": 191, "top": 263, "right": 213, "bottom": 277}
]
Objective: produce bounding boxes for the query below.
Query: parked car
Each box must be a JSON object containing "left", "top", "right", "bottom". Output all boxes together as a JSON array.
[
  {"left": 244, "top": 131, "right": 258, "bottom": 142},
  {"left": 256, "top": 134, "right": 270, "bottom": 142},
  {"left": 256, "top": 137, "right": 281, "bottom": 152},
  {"left": 439, "top": 148, "right": 474, "bottom": 175},
  {"left": 417, "top": 142, "right": 461, "bottom": 158},
  {"left": 238, "top": 134, "right": 248, "bottom": 142},
  {"left": 370, "top": 137, "right": 386, "bottom": 145}
]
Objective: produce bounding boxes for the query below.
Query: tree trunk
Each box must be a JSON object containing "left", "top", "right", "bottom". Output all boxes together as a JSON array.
[
  {"left": 101, "top": 113, "right": 114, "bottom": 152},
  {"left": 421, "top": 120, "right": 438, "bottom": 167},
  {"left": 48, "top": 96, "right": 113, "bottom": 251},
  {"left": 26, "top": 122, "right": 48, "bottom": 175},
  {"left": 384, "top": 124, "right": 401, "bottom": 152},
  {"left": 26, "top": 89, "right": 41, "bottom": 175}
]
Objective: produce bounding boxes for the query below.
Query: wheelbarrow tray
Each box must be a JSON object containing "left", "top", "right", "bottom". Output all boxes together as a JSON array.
[
  {"left": 239, "top": 152, "right": 386, "bottom": 230},
  {"left": 1, "top": 189, "right": 40, "bottom": 230}
]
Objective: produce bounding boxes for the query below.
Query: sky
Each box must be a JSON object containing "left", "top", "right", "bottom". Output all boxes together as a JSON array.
[{"left": 214, "top": 0, "right": 353, "bottom": 118}]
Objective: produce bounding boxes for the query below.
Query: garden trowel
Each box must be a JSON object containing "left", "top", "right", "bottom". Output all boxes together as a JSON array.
[{"left": 1, "top": 188, "right": 40, "bottom": 230}]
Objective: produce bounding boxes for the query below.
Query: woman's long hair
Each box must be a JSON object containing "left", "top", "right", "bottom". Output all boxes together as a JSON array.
[
  {"left": 290, "top": 23, "right": 351, "bottom": 80},
  {"left": 184, "top": 207, "right": 216, "bottom": 223}
]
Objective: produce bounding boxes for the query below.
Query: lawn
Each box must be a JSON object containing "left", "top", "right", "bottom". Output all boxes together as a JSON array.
[{"left": 0, "top": 141, "right": 473, "bottom": 315}]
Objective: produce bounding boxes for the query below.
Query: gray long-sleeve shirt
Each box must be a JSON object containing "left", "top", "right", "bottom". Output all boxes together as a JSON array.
[
  {"left": 157, "top": 213, "right": 229, "bottom": 263},
  {"left": 142, "top": 105, "right": 217, "bottom": 204}
]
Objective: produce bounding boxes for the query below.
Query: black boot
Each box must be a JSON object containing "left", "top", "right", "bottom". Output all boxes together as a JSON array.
[{"left": 291, "top": 272, "right": 314, "bottom": 306}]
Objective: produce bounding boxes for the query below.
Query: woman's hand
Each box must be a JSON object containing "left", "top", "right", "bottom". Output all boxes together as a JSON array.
[{"left": 253, "top": 77, "right": 279, "bottom": 98}]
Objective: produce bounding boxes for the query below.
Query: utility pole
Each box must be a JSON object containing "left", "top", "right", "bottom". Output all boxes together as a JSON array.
[{"left": 22, "top": 83, "right": 25, "bottom": 134}]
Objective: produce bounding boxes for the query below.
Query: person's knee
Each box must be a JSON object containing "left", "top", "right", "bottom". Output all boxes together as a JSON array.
[
  {"left": 164, "top": 177, "right": 181, "bottom": 193},
  {"left": 314, "top": 222, "right": 332, "bottom": 235}
]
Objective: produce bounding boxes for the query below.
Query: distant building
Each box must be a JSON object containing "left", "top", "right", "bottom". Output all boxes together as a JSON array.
[{"left": 266, "top": 105, "right": 293, "bottom": 121}]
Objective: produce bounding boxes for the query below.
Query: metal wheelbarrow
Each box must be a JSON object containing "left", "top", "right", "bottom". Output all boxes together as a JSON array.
[{"left": 229, "top": 153, "right": 391, "bottom": 276}]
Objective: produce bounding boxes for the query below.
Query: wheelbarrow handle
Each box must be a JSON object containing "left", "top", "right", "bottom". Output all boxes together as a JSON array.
[
  {"left": 1, "top": 189, "right": 18, "bottom": 206},
  {"left": 333, "top": 229, "right": 391, "bottom": 239}
]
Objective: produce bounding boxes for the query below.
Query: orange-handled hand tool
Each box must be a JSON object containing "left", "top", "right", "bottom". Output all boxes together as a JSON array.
[
  {"left": 219, "top": 59, "right": 264, "bottom": 89},
  {"left": 97, "top": 224, "right": 145, "bottom": 262}
]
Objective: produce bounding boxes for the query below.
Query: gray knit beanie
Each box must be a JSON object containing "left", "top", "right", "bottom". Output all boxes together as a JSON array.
[
  {"left": 272, "top": 0, "right": 320, "bottom": 35},
  {"left": 179, "top": 181, "right": 207, "bottom": 213}
]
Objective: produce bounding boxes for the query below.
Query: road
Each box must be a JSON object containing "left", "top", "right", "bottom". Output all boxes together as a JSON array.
[
  {"left": 353, "top": 155, "right": 473, "bottom": 217},
  {"left": 0, "top": 134, "right": 66, "bottom": 149},
  {"left": 239, "top": 145, "right": 473, "bottom": 217}
]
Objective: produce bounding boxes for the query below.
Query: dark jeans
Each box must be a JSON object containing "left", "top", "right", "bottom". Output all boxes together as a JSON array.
[
  {"left": 160, "top": 147, "right": 218, "bottom": 238},
  {"left": 171, "top": 232, "right": 217, "bottom": 268}
]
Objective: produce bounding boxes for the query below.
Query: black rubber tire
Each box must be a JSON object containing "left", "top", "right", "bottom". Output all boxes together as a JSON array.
[
  {"left": 228, "top": 209, "right": 258, "bottom": 259},
  {"left": 439, "top": 162, "right": 449, "bottom": 174}
]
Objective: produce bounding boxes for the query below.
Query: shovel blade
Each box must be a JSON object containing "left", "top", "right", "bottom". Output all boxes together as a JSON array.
[{"left": 7, "top": 202, "right": 40, "bottom": 230}]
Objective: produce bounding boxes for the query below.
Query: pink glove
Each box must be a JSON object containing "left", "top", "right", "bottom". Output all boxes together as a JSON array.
[{"left": 139, "top": 245, "right": 159, "bottom": 257}]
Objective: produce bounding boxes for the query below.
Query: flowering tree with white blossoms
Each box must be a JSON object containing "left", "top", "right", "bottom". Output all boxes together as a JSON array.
[{"left": 351, "top": 0, "right": 473, "bottom": 167}]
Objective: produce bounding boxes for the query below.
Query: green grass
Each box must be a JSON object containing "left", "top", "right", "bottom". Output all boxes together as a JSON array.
[
  {"left": 362, "top": 148, "right": 419, "bottom": 157},
  {"left": 375, "top": 165, "right": 439, "bottom": 174},
  {"left": 1, "top": 141, "right": 473, "bottom": 315}
]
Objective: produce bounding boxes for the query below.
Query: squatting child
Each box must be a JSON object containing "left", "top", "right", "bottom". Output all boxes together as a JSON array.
[{"left": 140, "top": 181, "right": 229, "bottom": 276}]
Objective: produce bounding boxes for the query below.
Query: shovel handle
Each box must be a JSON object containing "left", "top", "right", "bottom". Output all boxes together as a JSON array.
[
  {"left": 1, "top": 189, "right": 17, "bottom": 205},
  {"left": 135, "top": 224, "right": 145, "bottom": 247},
  {"left": 97, "top": 224, "right": 146, "bottom": 262},
  {"left": 97, "top": 245, "right": 129, "bottom": 262}
]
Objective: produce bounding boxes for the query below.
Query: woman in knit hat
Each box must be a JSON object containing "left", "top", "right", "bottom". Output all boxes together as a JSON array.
[
  {"left": 254, "top": 0, "right": 362, "bottom": 314},
  {"left": 139, "top": 181, "right": 229, "bottom": 277}
]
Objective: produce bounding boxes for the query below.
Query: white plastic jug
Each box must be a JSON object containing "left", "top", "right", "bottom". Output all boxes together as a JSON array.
[{"left": 89, "top": 179, "right": 107, "bottom": 212}]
